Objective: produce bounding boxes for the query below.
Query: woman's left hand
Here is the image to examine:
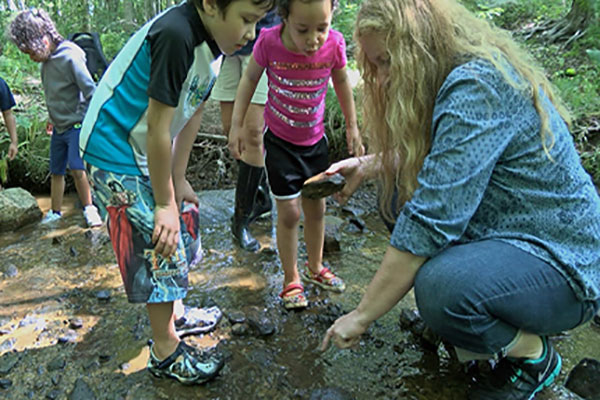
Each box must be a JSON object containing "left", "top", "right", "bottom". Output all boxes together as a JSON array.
[{"left": 320, "top": 310, "right": 369, "bottom": 350}]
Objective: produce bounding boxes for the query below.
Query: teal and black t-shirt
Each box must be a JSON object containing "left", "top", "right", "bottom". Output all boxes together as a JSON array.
[{"left": 80, "top": 0, "right": 222, "bottom": 176}]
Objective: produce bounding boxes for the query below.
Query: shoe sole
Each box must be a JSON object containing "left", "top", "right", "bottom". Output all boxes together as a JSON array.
[
  {"left": 301, "top": 273, "right": 345, "bottom": 293},
  {"left": 148, "top": 368, "right": 216, "bottom": 385}
]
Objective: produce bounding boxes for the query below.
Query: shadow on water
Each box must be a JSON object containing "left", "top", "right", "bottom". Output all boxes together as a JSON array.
[{"left": 0, "top": 190, "right": 598, "bottom": 399}]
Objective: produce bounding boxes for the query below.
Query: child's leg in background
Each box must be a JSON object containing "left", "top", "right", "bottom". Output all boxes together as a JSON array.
[
  {"left": 302, "top": 196, "right": 326, "bottom": 274},
  {"left": 65, "top": 126, "right": 94, "bottom": 207},
  {"left": 48, "top": 127, "right": 70, "bottom": 213},
  {"left": 71, "top": 169, "right": 93, "bottom": 206},
  {"left": 276, "top": 197, "right": 302, "bottom": 287},
  {"left": 50, "top": 174, "right": 65, "bottom": 212}
]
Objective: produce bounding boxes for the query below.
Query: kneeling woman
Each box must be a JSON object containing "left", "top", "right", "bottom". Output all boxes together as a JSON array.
[{"left": 320, "top": 0, "right": 600, "bottom": 399}]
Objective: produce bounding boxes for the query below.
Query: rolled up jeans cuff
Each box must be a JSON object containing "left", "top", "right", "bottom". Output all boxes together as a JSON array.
[{"left": 454, "top": 329, "right": 522, "bottom": 363}]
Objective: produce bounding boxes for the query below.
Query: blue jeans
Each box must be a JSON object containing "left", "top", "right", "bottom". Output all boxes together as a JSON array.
[{"left": 413, "top": 240, "right": 599, "bottom": 358}]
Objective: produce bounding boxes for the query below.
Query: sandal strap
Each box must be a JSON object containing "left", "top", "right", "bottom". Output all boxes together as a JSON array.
[
  {"left": 279, "top": 283, "right": 304, "bottom": 298},
  {"left": 154, "top": 341, "right": 186, "bottom": 370},
  {"left": 317, "top": 267, "right": 332, "bottom": 278}
]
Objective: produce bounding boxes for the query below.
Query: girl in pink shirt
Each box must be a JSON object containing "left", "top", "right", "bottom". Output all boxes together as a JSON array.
[{"left": 229, "top": 0, "right": 363, "bottom": 309}]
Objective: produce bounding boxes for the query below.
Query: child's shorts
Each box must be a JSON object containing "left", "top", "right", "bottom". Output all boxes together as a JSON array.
[
  {"left": 49, "top": 125, "right": 85, "bottom": 175},
  {"left": 210, "top": 54, "right": 268, "bottom": 105},
  {"left": 263, "top": 129, "right": 329, "bottom": 199},
  {"left": 87, "top": 165, "right": 201, "bottom": 304}
]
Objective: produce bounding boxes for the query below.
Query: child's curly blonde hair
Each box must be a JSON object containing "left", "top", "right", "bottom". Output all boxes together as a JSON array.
[{"left": 7, "top": 8, "right": 63, "bottom": 53}]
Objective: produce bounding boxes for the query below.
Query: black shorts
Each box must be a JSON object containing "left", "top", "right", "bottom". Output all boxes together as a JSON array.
[{"left": 264, "top": 129, "right": 329, "bottom": 199}]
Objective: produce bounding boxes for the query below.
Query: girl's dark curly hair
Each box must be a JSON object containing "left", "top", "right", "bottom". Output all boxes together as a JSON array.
[
  {"left": 276, "top": 0, "right": 338, "bottom": 20},
  {"left": 192, "top": 0, "right": 276, "bottom": 13},
  {"left": 7, "top": 8, "right": 63, "bottom": 53}
]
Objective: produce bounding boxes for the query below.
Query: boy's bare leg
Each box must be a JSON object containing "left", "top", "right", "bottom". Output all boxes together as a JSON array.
[
  {"left": 147, "top": 301, "right": 180, "bottom": 360},
  {"left": 276, "top": 198, "right": 302, "bottom": 287},
  {"left": 71, "top": 169, "right": 93, "bottom": 207},
  {"left": 50, "top": 174, "right": 65, "bottom": 212},
  {"left": 302, "top": 197, "right": 326, "bottom": 274}
]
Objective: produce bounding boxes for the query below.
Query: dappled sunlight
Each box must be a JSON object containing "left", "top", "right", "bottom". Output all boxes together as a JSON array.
[{"left": 0, "top": 313, "right": 101, "bottom": 357}]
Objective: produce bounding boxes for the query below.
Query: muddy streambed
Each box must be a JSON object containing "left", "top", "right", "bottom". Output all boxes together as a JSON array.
[{"left": 0, "top": 190, "right": 598, "bottom": 400}]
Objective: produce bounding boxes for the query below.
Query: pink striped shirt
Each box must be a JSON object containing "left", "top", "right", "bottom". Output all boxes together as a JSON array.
[{"left": 253, "top": 24, "right": 346, "bottom": 146}]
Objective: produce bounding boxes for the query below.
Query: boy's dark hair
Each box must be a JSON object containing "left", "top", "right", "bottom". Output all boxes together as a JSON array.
[
  {"left": 276, "top": 0, "right": 338, "bottom": 20},
  {"left": 7, "top": 8, "right": 64, "bottom": 53},
  {"left": 192, "top": 0, "right": 276, "bottom": 13}
]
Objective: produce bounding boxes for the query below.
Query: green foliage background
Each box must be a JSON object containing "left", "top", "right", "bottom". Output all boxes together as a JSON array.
[{"left": 0, "top": 0, "right": 598, "bottom": 191}]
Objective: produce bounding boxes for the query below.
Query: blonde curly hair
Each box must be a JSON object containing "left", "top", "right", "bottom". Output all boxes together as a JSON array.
[{"left": 355, "top": 0, "right": 571, "bottom": 223}]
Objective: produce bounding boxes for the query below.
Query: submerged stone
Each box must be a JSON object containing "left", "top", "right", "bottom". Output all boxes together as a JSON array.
[{"left": 565, "top": 358, "right": 600, "bottom": 399}]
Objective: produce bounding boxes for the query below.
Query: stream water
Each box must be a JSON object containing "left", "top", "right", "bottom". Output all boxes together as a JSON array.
[{"left": 0, "top": 190, "right": 598, "bottom": 399}]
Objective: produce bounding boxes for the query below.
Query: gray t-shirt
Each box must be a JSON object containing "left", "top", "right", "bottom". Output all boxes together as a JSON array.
[
  {"left": 41, "top": 40, "right": 96, "bottom": 133},
  {"left": 390, "top": 59, "right": 600, "bottom": 302}
]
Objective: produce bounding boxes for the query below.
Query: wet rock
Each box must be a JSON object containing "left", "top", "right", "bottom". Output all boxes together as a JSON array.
[
  {"left": 69, "top": 318, "right": 84, "bottom": 330},
  {"left": 324, "top": 225, "right": 341, "bottom": 253},
  {"left": 46, "top": 389, "right": 62, "bottom": 399},
  {"left": 565, "top": 358, "right": 600, "bottom": 399},
  {"left": 348, "top": 216, "right": 366, "bottom": 232},
  {"left": 301, "top": 173, "right": 346, "bottom": 199},
  {"left": 227, "top": 310, "right": 246, "bottom": 324},
  {"left": 309, "top": 387, "right": 354, "bottom": 400},
  {"left": 98, "top": 355, "right": 111, "bottom": 364},
  {"left": 0, "top": 352, "right": 20, "bottom": 374},
  {"left": 260, "top": 246, "right": 277, "bottom": 256},
  {"left": 58, "top": 330, "right": 78, "bottom": 344},
  {"left": 344, "top": 222, "right": 362, "bottom": 234},
  {"left": 84, "top": 360, "right": 100, "bottom": 371},
  {"left": 399, "top": 309, "right": 421, "bottom": 328},
  {"left": 68, "top": 378, "right": 96, "bottom": 400},
  {"left": 0, "top": 378, "right": 12, "bottom": 389},
  {"left": 231, "top": 323, "right": 249, "bottom": 336},
  {"left": 398, "top": 308, "right": 441, "bottom": 350},
  {"left": 51, "top": 374, "right": 62, "bottom": 386},
  {"left": 95, "top": 290, "right": 111, "bottom": 302},
  {"left": 3, "top": 264, "right": 18, "bottom": 278},
  {"left": 247, "top": 308, "right": 275, "bottom": 336},
  {"left": 341, "top": 205, "right": 364, "bottom": 218},
  {"left": 0, "top": 187, "right": 43, "bottom": 232},
  {"left": 19, "top": 315, "right": 46, "bottom": 329},
  {"left": 47, "top": 357, "right": 66, "bottom": 371},
  {"left": 0, "top": 338, "right": 16, "bottom": 353}
]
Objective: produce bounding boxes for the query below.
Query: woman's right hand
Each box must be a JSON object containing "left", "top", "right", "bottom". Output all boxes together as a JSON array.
[{"left": 325, "top": 157, "right": 366, "bottom": 205}]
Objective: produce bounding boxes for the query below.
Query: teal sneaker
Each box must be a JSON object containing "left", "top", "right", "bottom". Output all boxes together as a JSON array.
[
  {"left": 468, "top": 337, "right": 562, "bottom": 400},
  {"left": 41, "top": 210, "right": 62, "bottom": 224},
  {"left": 147, "top": 341, "right": 223, "bottom": 384}
]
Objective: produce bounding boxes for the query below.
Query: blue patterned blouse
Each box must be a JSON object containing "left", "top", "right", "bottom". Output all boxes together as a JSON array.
[{"left": 390, "top": 59, "right": 600, "bottom": 302}]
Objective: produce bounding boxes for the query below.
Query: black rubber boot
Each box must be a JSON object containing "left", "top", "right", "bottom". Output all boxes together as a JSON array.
[
  {"left": 249, "top": 170, "right": 272, "bottom": 223},
  {"left": 232, "top": 161, "right": 266, "bottom": 251}
]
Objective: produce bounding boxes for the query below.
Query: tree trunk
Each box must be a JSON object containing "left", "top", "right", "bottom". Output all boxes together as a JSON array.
[{"left": 545, "top": 0, "right": 596, "bottom": 44}]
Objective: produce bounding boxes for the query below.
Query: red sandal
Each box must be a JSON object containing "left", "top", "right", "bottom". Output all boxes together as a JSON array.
[
  {"left": 279, "top": 283, "right": 308, "bottom": 309},
  {"left": 301, "top": 264, "right": 346, "bottom": 293}
]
